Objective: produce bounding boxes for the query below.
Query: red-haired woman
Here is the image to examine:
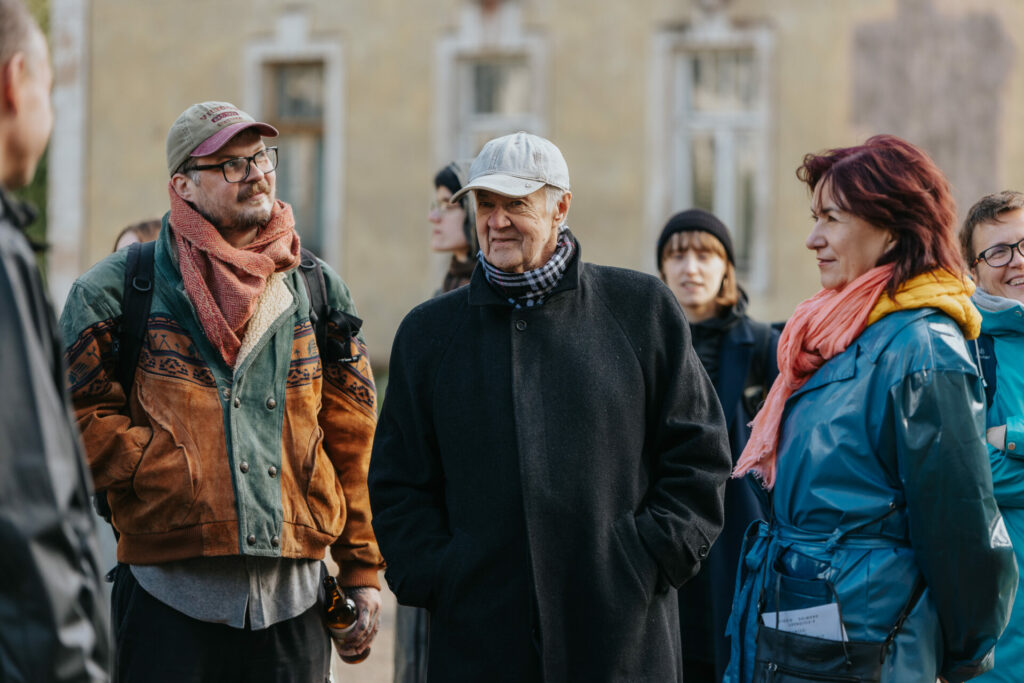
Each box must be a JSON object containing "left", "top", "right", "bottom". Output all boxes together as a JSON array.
[{"left": 723, "top": 135, "right": 1016, "bottom": 682}]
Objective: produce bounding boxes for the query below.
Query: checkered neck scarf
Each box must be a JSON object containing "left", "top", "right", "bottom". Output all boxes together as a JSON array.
[{"left": 480, "top": 226, "right": 576, "bottom": 309}]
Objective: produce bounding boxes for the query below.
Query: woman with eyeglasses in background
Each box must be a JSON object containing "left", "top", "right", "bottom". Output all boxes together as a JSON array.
[
  {"left": 429, "top": 161, "right": 477, "bottom": 294},
  {"left": 960, "top": 190, "right": 1024, "bottom": 683}
]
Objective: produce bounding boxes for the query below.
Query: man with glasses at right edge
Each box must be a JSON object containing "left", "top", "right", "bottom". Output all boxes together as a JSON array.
[
  {"left": 961, "top": 191, "right": 1024, "bottom": 683},
  {"left": 60, "top": 101, "right": 384, "bottom": 682}
]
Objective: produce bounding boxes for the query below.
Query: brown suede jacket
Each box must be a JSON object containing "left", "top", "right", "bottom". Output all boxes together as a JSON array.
[{"left": 59, "top": 223, "right": 382, "bottom": 588}]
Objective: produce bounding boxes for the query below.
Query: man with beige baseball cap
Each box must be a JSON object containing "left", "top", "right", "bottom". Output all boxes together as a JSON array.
[
  {"left": 60, "top": 101, "right": 384, "bottom": 682},
  {"left": 370, "top": 131, "right": 731, "bottom": 681}
]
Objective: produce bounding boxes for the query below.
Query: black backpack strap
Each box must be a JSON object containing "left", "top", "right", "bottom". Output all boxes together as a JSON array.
[
  {"left": 296, "top": 248, "right": 363, "bottom": 364},
  {"left": 99, "top": 240, "right": 155, "bottom": 535},
  {"left": 976, "top": 333, "right": 997, "bottom": 409},
  {"left": 117, "top": 240, "right": 156, "bottom": 394},
  {"left": 298, "top": 248, "right": 329, "bottom": 354}
]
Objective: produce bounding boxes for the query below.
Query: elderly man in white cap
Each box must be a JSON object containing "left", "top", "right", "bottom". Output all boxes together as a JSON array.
[
  {"left": 60, "top": 101, "right": 383, "bottom": 682},
  {"left": 369, "top": 131, "right": 731, "bottom": 681}
]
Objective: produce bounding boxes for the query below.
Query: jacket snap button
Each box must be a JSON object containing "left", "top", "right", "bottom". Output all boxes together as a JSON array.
[
  {"left": 266, "top": 397, "right": 277, "bottom": 409},
  {"left": 271, "top": 536, "right": 280, "bottom": 548},
  {"left": 233, "top": 397, "right": 241, "bottom": 409},
  {"left": 268, "top": 465, "right": 278, "bottom": 478},
  {"left": 222, "top": 387, "right": 231, "bottom": 400},
  {"left": 239, "top": 461, "right": 249, "bottom": 474},
  {"left": 1010, "top": 443, "right": 1017, "bottom": 451},
  {"left": 247, "top": 534, "right": 257, "bottom": 546},
  {"left": 515, "top": 320, "right": 527, "bottom": 331},
  {"left": 698, "top": 544, "right": 709, "bottom": 558}
]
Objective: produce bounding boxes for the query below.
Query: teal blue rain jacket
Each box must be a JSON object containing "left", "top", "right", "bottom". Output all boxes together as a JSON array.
[
  {"left": 973, "top": 289, "right": 1024, "bottom": 682},
  {"left": 724, "top": 309, "right": 1017, "bottom": 683}
]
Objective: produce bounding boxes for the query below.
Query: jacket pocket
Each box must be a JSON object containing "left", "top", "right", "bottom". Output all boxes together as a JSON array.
[
  {"left": 302, "top": 428, "right": 344, "bottom": 536},
  {"left": 611, "top": 513, "right": 658, "bottom": 603},
  {"left": 120, "top": 380, "right": 202, "bottom": 531}
]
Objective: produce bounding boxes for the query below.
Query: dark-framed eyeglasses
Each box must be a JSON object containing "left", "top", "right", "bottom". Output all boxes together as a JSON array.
[
  {"left": 973, "top": 236, "right": 1024, "bottom": 268},
  {"left": 428, "top": 199, "right": 462, "bottom": 215},
  {"left": 192, "top": 146, "right": 278, "bottom": 183}
]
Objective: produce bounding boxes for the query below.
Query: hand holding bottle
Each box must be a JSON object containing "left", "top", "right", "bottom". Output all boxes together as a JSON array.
[{"left": 323, "top": 576, "right": 382, "bottom": 664}]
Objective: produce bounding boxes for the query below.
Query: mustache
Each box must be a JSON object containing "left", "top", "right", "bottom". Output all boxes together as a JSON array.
[{"left": 238, "top": 181, "right": 271, "bottom": 201}]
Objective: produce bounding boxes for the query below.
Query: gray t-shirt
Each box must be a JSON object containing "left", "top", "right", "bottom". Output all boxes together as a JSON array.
[{"left": 132, "top": 556, "right": 321, "bottom": 629}]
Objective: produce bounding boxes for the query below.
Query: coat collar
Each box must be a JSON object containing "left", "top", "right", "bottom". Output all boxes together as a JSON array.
[
  {"left": 787, "top": 309, "right": 935, "bottom": 402},
  {"left": 468, "top": 236, "right": 583, "bottom": 307},
  {"left": 975, "top": 290, "right": 1024, "bottom": 336},
  {"left": 0, "top": 185, "right": 37, "bottom": 231}
]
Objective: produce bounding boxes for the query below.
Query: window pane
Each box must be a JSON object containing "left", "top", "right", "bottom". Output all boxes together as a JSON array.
[
  {"left": 690, "top": 49, "right": 756, "bottom": 113},
  {"left": 470, "top": 58, "right": 530, "bottom": 116},
  {"left": 275, "top": 133, "right": 324, "bottom": 254},
  {"left": 733, "top": 132, "right": 757, "bottom": 269},
  {"left": 269, "top": 62, "right": 324, "bottom": 123},
  {"left": 691, "top": 133, "right": 715, "bottom": 212}
]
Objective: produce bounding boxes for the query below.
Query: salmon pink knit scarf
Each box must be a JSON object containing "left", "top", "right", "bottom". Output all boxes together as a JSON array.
[
  {"left": 733, "top": 265, "right": 980, "bottom": 488},
  {"left": 169, "top": 183, "right": 301, "bottom": 367}
]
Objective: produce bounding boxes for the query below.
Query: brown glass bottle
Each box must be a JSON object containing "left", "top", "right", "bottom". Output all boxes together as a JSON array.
[{"left": 323, "top": 575, "right": 370, "bottom": 664}]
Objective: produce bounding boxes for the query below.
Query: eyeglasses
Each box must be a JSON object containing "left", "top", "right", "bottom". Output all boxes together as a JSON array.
[
  {"left": 192, "top": 147, "right": 278, "bottom": 183},
  {"left": 973, "top": 236, "right": 1024, "bottom": 268},
  {"left": 429, "top": 199, "right": 462, "bottom": 215}
]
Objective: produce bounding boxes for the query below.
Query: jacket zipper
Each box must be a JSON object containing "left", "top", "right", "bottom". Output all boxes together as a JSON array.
[{"left": 763, "top": 661, "right": 862, "bottom": 682}]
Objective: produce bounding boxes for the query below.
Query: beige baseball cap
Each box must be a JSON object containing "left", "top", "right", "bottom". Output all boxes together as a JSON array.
[
  {"left": 166, "top": 101, "right": 278, "bottom": 176},
  {"left": 450, "top": 131, "right": 570, "bottom": 201}
]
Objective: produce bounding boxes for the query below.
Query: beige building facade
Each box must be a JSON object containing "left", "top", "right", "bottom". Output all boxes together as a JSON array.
[{"left": 49, "top": 0, "right": 1024, "bottom": 366}]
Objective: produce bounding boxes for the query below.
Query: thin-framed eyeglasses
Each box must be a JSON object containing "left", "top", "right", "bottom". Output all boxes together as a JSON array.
[
  {"left": 429, "top": 199, "right": 462, "bottom": 215},
  {"left": 973, "top": 236, "right": 1024, "bottom": 268},
  {"left": 192, "top": 147, "right": 279, "bottom": 183}
]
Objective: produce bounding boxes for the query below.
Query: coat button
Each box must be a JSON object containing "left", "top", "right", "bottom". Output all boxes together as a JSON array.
[
  {"left": 1010, "top": 442, "right": 1017, "bottom": 451},
  {"left": 266, "top": 397, "right": 277, "bottom": 409},
  {"left": 515, "top": 320, "right": 527, "bottom": 331},
  {"left": 222, "top": 387, "right": 231, "bottom": 400},
  {"left": 268, "top": 465, "right": 278, "bottom": 478},
  {"left": 271, "top": 536, "right": 280, "bottom": 548},
  {"left": 247, "top": 534, "right": 256, "bottom": 546},
  {"left": 233, "top": 397, "right": 241, "bottom": 408},
  {"left": 239, "top": 461, "right": 249, "bottom": 474},
  {"left": 698, "top": 544, "right": 709, "bottom": 559}
]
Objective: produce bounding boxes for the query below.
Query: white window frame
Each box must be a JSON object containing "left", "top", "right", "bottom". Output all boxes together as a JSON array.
[
  {"left": 650, "top": 22, "right": 774, "bottom": 291},
  {"left": 435, "top": 1, "right": 547, "bottom": 165},
  {"left": 244, "top": 9, "right": 344, "bottom": 269}
]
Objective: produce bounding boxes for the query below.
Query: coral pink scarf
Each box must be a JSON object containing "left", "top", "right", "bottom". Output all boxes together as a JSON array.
[
  {"left": 733, "top": 264, "right": 979, "bottom": 488},
  {"left": 169, "top": 183, "right": 301, "bottom": 367}
]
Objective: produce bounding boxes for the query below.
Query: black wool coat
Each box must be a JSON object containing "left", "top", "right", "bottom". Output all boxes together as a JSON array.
[{"left": 369, "top": 245, "right": 731, "bottom": 682}]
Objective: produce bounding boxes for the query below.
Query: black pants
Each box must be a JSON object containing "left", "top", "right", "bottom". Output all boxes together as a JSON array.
[{"left": 111, "top": 564, "right": 331, "bottom": 683}]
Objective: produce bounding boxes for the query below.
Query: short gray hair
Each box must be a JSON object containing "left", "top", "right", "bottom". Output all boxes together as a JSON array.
[
  {"left": 545, "top": 185, "right": 566, "bottom": 216},
  {"left": 175, "top": 156, "right": 201, "bottom": 184},
  {"left": 0, "top": 0, "right": 41, "bottom": 72}
]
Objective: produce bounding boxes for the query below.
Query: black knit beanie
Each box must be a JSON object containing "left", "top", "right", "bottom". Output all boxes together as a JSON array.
[{"left": 656, "top": 208, "right": 735, "bottom": 269}]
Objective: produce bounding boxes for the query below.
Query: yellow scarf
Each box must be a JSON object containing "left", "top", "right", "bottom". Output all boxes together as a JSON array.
[{"left": 867, "top": 270, "right": 981, "bottom": 340}]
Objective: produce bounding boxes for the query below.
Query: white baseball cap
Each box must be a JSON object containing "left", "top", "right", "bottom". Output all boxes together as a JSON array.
[{"left": 450, "top": 131, "right": 570, "bottom": 201}]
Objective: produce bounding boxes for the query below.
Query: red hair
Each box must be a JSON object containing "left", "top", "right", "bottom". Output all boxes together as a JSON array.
[{"left": 797, "top": 135, "right": 963, "bottom": 296}]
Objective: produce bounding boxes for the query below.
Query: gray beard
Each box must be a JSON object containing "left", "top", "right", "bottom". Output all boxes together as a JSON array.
[{"left": 194, "top": 201, "right": 272, "bottom": 234}]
